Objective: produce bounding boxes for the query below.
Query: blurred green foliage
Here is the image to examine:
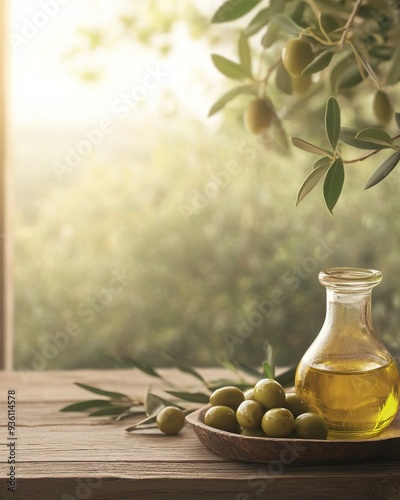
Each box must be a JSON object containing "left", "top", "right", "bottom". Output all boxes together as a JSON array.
[{"left": 14, "top": 120, "right": 400, "bottom": 370}]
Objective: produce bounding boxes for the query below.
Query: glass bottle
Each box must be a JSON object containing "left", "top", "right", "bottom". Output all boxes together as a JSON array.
[{"left": 295, "top": 267, "right": 399, "bottom": 439}]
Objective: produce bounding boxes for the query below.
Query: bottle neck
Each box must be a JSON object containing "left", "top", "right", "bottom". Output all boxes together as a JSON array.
[{"left": 325, "top": 288, "right": 373, "bottom": 331}]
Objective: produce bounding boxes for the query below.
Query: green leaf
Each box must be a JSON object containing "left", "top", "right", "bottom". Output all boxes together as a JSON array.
[
  {"left": 89, "top": 406, "right": 133, "bottom": 417},
  {"left": 291, "top": 137, "right": 331, "bottom": 156},
  {"left": 229, "top": 360, "right": 263, "bottom": 378},
  {"left": 262, "top": 361, "right": 274, "bottom": 379},
  {"left": 325, "top": 97, "right": 341, "bottom": 150},
  {"left": 265, "top": 343, "right": 275, "bottom": 377},
  {"left": 387, "top": 46, "right": 400, "bottom": 85},
  {"left": 116, "top": 357, "right": 162, "bottom": 378},
  {"left": 296, "top": 162, "right": 331, "bottom": 206},
  {"left": 395, "top": 113, "right": 400, "bottom": 130},
  {"left": 261, "top": 21, "right": 280, "bottom": 48},
  {"left": 302, "top": 50, "right": 333, "bottom": 76},
  {"left": 211, "top": 54, "right": 248, "bottom": 79},
  {"left": 275, "top": 60, "right": 292, "bottom": 95},
  {"left": 364, "top": 151, "right": 400, "bottom": 190},
  {"left": 313, "top": 156, "right": 332, "bottom": 169},
  {"left": 275, "top": 366, "right": 296, "bottom": 387},
  {"left": 208, "top": 85, "right": 256, "bottom": 117},
  {"left": 337, "top": 64, "right": 363, "bottom": 90},
  {"left": 339, "top": 128, "right": 389, "bottom": 150},
  {"left": 355, "top": 128, "right": 393, "bottom": 148},
  {"left": 211, "top": 0, "right": 263, "bottom": 23},
  {"left": 238, "top": 32, "right": 252, "bottom": 78},
  {"left": 74, "top": 383, "right": 129, "bottom": 400},
  {"left": 162, "top": 353, "right": 207, "bottom": 384},
  {"left": 60, "top": 399, "right": 114, "bottom": 412},
  {"left": 125, "top": 415, "right": 158, "bottom": 432},
  {"left": 272, "top": 13, "right": 303, "bottom": 35},
  {"left": 145, "top": 392, "right": 185, "bottom": 416},
  {"left": 244, "top": 7, "right": 271, "bottom": 36},
  {"left": 207, "top": 380, "right": 252, "bottom": 391},
  {"left": 165, "top": 390, "right": 210, "bottom": 404},
  {"left": 323, "top": 157, "right": 345, "bottom": 213}
]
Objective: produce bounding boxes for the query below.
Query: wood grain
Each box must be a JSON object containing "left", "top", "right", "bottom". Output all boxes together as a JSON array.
[{"left": 0, "top": 369, "right": 399, "bottom": 500}]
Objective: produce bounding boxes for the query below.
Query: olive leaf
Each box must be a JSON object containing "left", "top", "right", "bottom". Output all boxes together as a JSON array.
[
  {"left": 395, "top": 113, "right": 400, "bottom": 130},
  {"left": 296, "top": 161, "right": 331, "bottom": 206},
  {"left": 340, "top": 127, "right": 390, "bottom": 150},
  {"left": 60, "top": 399, "right": 114, "bottom": 412},
  {"left": 275, "top": 60, "right": 293, "bottom": 95},
  {"left": 245, "top": 7, "right": 271, "bottom": 36},
  {"left": 302, "top": 50, "right": 333, "bottom": 76},
  {"left": 386, "top": 45, "right": 400, "bottom": 85},
  {"left": 211, "top": 0, "right": 262, "bottom": 24},
  {"left": 165, "top": 390, "right": 210, "bottom": 404},
  {"left": 265, "top": 342, "right": 275, "bottom": 377},
  {"left": 262, "top": 361, "right": 274, "bottom": 379},
  {"left": 74, "top": 382, "right": 129, "bottom": 400},
  {"left": 355, "top": 128, "right": 393, "bottom": 148},
  {"left": 106, "top": 355, "right": 163, "bottom": 379},
  {"left": 261, "top": 21, "right": 280, "bottom": 48},
  {"left": 330, "top": 56, "right": 363, "bottom": 91},
  {"left": 162, "top": 353, "right": 208, "bottom": 385},
  {"left": 125, "top": 415, "right": 158, "bottom": 432},
  {"left": 145, "top": 392, "right": 185, "bottom": 416},
  {"left": 291, "top": 137, "right": 332, "bottom": 156},
  {"left": 325, "top": 96, "right": 341, "bottom": 150},
  {"left": 272, "top": 13, "right": 303, "bottom": 35},
  {"left": 323, "top": 157, "right": 345, "bottom": 213},
  {"left": 274, "top": 366, "right": 296, "bottom": 388},
  {"left": 364, "top": 151, "right": 400, "bottom": 190},
  {"left": 228, "top": 359, "right": 263, "bottom": 378},
  {"left": 208, "top": 85, "right": 256, "bottom": 117},
  {"left": 238, "top": 31, "right": 252, "bottom": 78},
  {"left": 211, "top": 54, "right": 249, "bottom": 79},
  {"left": 89, "top": 406, "right": 137, "bottom": 418}
]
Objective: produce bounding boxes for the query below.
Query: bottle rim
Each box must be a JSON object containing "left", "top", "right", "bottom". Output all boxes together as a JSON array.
[{"left": 319, "top": 267, "right": 382, "bottom": 290}]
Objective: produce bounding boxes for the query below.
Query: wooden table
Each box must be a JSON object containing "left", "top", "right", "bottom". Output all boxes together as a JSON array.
[{"left": 0, "top": 369, "right": 399, "bottom": 500}]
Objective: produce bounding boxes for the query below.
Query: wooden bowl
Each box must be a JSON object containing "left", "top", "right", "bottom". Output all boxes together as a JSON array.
[{"left": 186, "top": 406, "right": 400, "bottom": 465}]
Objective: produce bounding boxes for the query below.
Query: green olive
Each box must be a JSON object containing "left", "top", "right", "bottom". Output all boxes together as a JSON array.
[
  {"left": 204, "top": 405, "right": 238, "bottom": 433},
  {"left": 284, "top": 393, "right": 309, "bottom": 418},
  {"left": 243, "top": 388, "right": 255, "bottom": 400},
  {"left": 236, "top": 400, "right": 265, "bottom": 430},
  {"left": 282, "top": 38, "right": 314, "bottom": 77},
  {"left": 254, "top": 378, "right": 286, "bottom": 410},
  {"left": 244, "top": 99, "right": 275, "bottom": 134},
  {"left": 373, "top": 90, "right": 393, "bottom": 125},
  {"left": 292, "top": 74, "right": 312, "bottom": 96},
  {"left": 241, "top": 428, "right": 268, "bottom": 437},
  {"left": 294, "top": 412, "right": 329, "bottom": 440},
  {"left": 156, "top": 406, "right": 185, "bottom": 435},
  {"left": 261, "top": 408, "right": 295, "bottom": 438},
  {"left": 209, "top": 386, "right": 244, "bottom": 410}
]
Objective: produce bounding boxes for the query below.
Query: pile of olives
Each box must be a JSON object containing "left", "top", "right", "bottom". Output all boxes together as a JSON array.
[{"left": 204, "top": 378, "right": 328, "bottom": 440}]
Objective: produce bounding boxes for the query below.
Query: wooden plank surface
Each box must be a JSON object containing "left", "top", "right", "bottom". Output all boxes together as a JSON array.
[{"left": 0, "top": 369, "right": 399, "bottom": 500}]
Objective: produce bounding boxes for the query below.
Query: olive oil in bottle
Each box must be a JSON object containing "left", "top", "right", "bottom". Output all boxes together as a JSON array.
[
  {"left": 295, "top": 268, "right": 400, "bottom": 439},
  {"left": 296, "top": 356, "right": 399, "bottom": 439}
]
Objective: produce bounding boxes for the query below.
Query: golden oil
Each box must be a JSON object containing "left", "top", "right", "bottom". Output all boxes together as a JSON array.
[{"left": 296, "top": 355, "right": 399, "bottom": 439}]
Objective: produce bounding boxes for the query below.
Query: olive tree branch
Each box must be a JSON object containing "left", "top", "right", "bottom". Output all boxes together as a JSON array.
[
  {"left": 338, "top": 0, "right": 364, "bottom": 48},
  {"left": 343, "top": 133, "right": 400, "bottom": 164}
]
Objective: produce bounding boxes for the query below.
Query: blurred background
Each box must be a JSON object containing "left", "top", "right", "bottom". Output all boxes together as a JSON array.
[{"left": 10, "top": 0, "right": 400, "bottom": 370}]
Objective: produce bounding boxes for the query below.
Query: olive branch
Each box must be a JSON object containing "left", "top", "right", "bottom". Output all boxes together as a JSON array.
[{"left": 59, "top": 353, "right": 296, "bottom": 432}]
